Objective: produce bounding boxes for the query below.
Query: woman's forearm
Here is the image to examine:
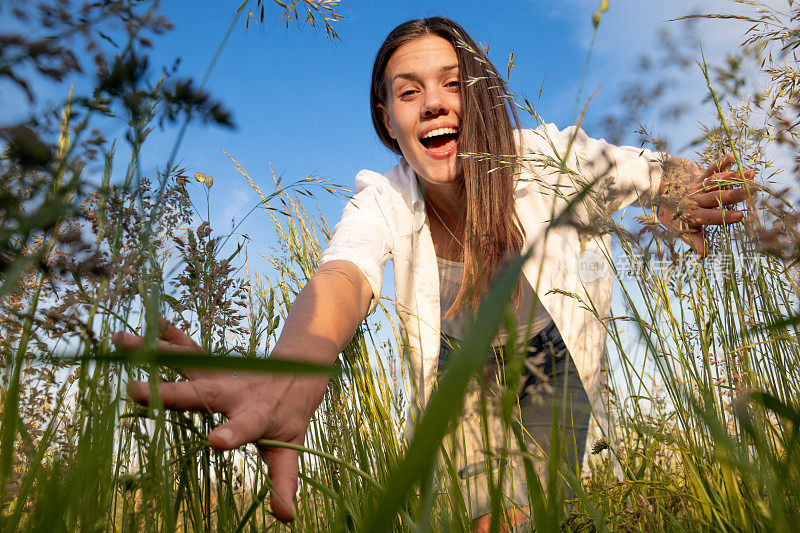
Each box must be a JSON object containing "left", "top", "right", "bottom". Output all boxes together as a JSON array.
[{"left": 270, "top": 260, "right": 373, "bottom": 366}]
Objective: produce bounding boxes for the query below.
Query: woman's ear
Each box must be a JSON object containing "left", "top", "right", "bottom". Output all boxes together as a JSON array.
[{"left": 377, "top": 104, "right": 397, "bottom": 140}]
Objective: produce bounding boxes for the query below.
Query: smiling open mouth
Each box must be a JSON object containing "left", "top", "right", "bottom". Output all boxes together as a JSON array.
[{"left": 420, "top": 127, "right": 460, "bottom": 150}]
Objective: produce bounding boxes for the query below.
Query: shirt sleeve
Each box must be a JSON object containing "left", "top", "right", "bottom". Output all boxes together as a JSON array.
[
  {"left": 519, "top": 124, "right": 664, "bottom": 212},
  {"left": 319, "top": 169, "right": 394, "bottom": 315}
]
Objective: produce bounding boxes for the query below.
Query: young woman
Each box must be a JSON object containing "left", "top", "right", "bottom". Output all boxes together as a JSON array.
[{"left": 113, "top": 16, "right": 753, "bottom": 531}]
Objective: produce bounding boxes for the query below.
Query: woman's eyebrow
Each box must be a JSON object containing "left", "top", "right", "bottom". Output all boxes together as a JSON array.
[{"left": 393, "top": 64, "right": 459, "bottom": 84}]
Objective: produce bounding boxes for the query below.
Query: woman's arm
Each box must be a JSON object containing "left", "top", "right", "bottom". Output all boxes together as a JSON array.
[
  {"left": 521, "top": 125, "right": 755, "bottom": 256},
  {"left": 270, "top": 259, "right": 373, "bottom": 365},
  {"left": 518, "top": 124, "right": 664, "bottom": 211},
  {"left": 113, "top": 259, "right": 373, "bottom": 522}
]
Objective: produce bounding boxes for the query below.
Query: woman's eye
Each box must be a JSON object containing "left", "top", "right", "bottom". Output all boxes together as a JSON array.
[
  {"left": 399, "top": 89, "right": 417, "bottom": 99},
  {"left": 446, "top": 81, "right": 460, "bottom": 89}
]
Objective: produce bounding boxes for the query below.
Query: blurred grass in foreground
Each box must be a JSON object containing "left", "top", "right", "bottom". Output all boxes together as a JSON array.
[{"left": 2, "top": 1, "right": 800, "bottom": 531}]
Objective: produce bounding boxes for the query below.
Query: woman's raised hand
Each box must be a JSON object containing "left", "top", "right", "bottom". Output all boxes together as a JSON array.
[
  {"left": 658, "top": 153, "right": 756, "bottom": 257},
  {"left": 112, "top": 322, "right": 325, "bottom": 522}
]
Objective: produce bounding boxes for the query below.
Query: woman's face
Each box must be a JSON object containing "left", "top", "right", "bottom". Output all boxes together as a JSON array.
[{"left": 378, "top": 35, "right": 462, "bottom": 188}]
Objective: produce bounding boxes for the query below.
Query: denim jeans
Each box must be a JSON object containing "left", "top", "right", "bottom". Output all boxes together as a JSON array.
[{"left": 437, "top": 322, "right": 591, "bottom": 518}]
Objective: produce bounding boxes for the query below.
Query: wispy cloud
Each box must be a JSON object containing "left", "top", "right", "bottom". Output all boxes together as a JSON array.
[{"left": 526, "top": 0, "right": 787, "bottom": 152}]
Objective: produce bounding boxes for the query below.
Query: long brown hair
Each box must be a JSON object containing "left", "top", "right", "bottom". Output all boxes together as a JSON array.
[{"left": 370, "top": 17, "right": 525, "bottom": 317}]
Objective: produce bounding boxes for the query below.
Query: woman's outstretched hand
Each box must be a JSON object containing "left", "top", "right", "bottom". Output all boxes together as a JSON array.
[
  {"left": 112, "top": 322, "right": 327, "bottom": 523},
  {"left": 657, "top": 153, "right": 755, "bottom": 258},
  {"left": 111, "top": 261, "right": 373, "bottom": 523}
]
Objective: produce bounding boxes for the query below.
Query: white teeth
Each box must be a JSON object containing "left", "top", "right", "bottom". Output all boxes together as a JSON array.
[{"left": 420, "top": 127, "right": 459, "bottom": 139}]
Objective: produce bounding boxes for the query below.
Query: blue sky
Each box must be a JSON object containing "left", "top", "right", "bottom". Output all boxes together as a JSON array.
[
  {"left": 2, "top": 0, "right": 774, "bottom": 331},
  {"left": 148, "top": 0, "right": 614, "bottom": 240},
  {"left": 2, "top": 0, "right": 784, "bottom": 400},
  {"left": 123, "top": 0, "right": 764, "bottom": 279},
  {"left": 5, "top": 1, "right": 766, "bottom": 252}
]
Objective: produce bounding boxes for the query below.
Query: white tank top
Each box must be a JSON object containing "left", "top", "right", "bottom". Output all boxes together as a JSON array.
[{"left": 436, "top": 256, "right": 553, "bottom": 345}]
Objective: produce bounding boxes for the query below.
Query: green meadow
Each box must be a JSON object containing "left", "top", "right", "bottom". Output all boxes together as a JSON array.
[{"left": 1, "top": 1, "right": 799, "bottom": 531}]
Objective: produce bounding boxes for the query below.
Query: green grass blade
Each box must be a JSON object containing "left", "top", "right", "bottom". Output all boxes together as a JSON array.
[{"left": 359, "top": 252, "right": 528, "bottom": 532}]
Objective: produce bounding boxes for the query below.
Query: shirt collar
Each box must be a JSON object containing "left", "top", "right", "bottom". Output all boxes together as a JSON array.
[
  {"left": 399, "top": 159, "right": 425, "bottom": 206},
  {"left": 399, "top": 158, "right": 427, "bottom": 231}
]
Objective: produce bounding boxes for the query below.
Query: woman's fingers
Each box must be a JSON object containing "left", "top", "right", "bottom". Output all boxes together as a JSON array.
[
  {"left": 113, "top": 333, "right": 200, "bottom": 354},
  {"left": 695, "top": 187, "right": 751, "bottom": 208},
  {"left": 113, "top": 332, "right": 193, "bottom": 353},
  {"left": 659, "top": 154, "right": 757, "bottom": 257},
  {"left": 208, "top": 408, "right": 273, "bottom": 450},
  {"left": 686, "top": 229, "right": 707, "bottom": 258},
  {"left": 111, "top": 326, "right": 203, "bottom": 353},
  {"left": 261, "top": 445, "right": 301, "bottom": 522},
  {"left": 686, "top": 208, "right": 744, "bottom": 226},
  {"left": 209, "top": 407, "right": 304, "bottom": 522},
  {"left": 159, "top": 320, "right": 202, "bottom": 350},
  {"left": 126, "top": 370, "right": 309, "bottom": 524},
  {"left": 112, "top": 331, "right": 145, "bottom": 350},
  {"left": 700, "top": 153, "right": 735, "bottom": 181},
  {"left": 702, "top": 168, "right": 755, "bottom": 190},
  {"left": 113, "top": 320, "right": 201, "bottom": 353},
  {"left": 128, "top": 379, "right": 226, "bottom": 412}
]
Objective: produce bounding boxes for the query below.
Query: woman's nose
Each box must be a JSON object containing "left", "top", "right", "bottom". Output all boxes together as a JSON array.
[{"left": 422, "top": 88, "right": 447, "bottom": 117}]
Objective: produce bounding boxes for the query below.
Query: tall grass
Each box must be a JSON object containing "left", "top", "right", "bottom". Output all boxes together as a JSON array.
[{"left": 2, "top": 1, "right": 800, "bottom": 531}]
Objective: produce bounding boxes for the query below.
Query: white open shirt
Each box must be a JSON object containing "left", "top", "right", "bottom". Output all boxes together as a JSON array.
[{"left": 320, "top": 123, "right": 664, "bottom": 435}]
